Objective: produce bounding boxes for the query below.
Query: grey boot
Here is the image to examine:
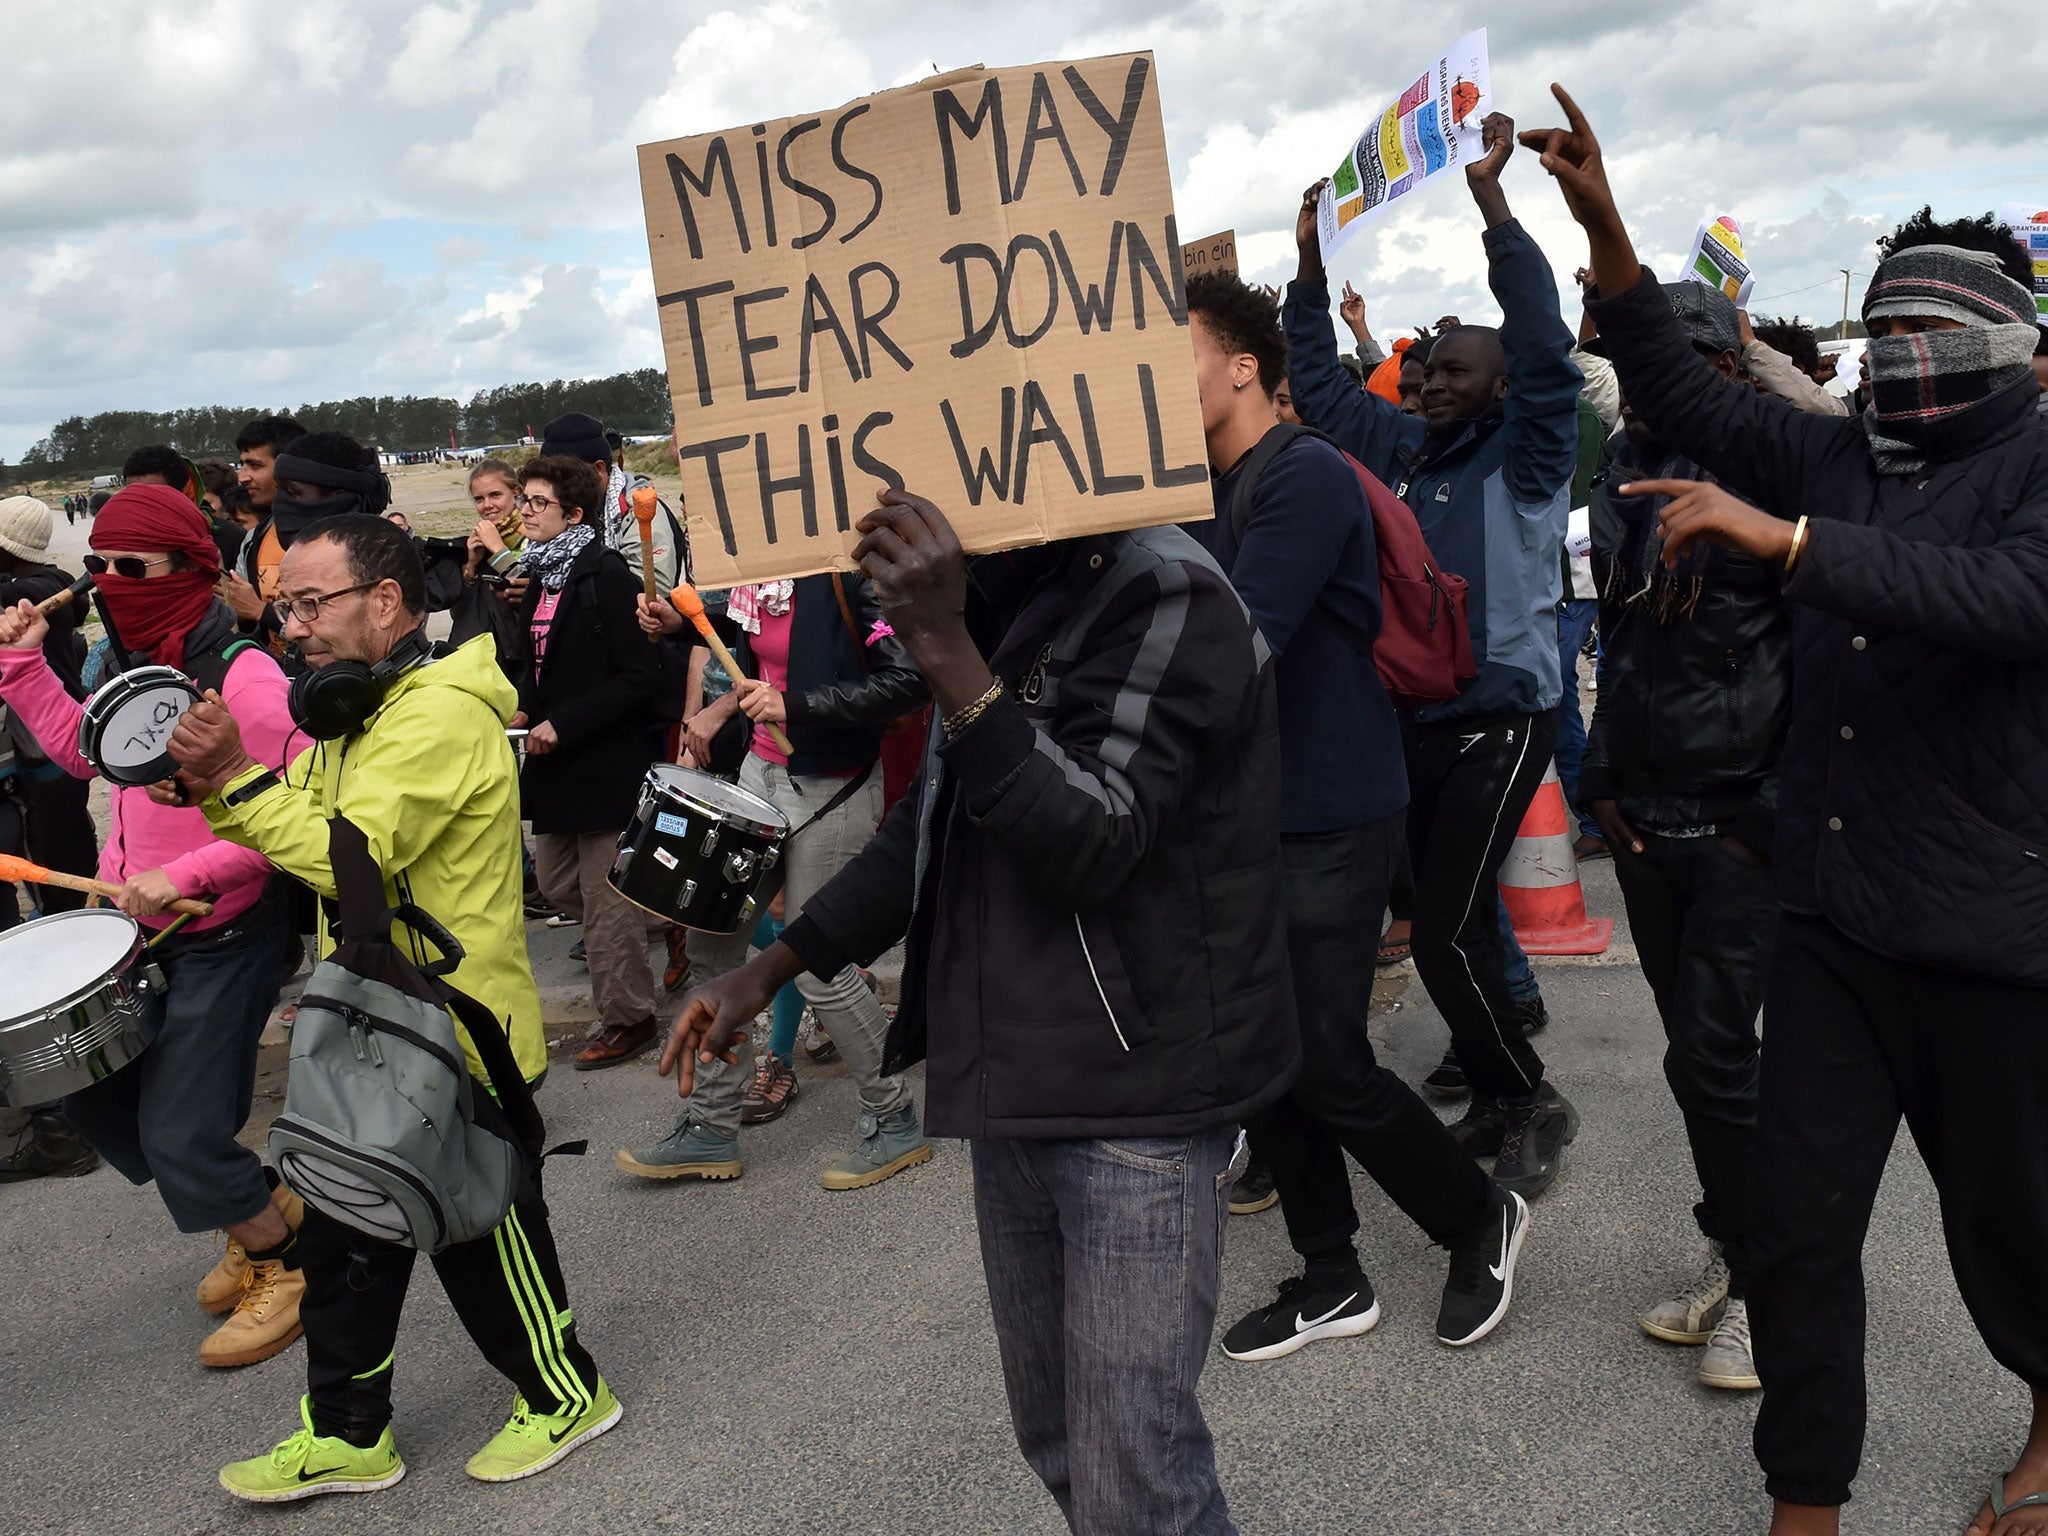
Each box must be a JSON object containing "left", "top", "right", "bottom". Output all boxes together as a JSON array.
[
  {"left": 615, "top": 1116, "right": 742, "bottom": 1182},
  {"left": 821, "top": 1104, "right": 933, "bottom": 1191}
]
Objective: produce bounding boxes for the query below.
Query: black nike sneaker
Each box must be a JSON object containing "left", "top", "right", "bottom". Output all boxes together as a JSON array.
[
  {"left": 1437, "top": 1186, "right": 1531, "bottom": 1346},
  {"left": 1221, "top": 1267, "right": 1381, "bottom": 1362}
]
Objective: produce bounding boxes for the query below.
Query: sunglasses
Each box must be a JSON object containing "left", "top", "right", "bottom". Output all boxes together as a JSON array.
[{"left": 83, "top": 554, "right": 176, "bottom": 579}]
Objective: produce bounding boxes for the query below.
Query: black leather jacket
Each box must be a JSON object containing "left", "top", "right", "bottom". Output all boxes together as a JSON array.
[
  {"left": 1581, "top": 438, "right": 1791, "bottom": 854},
  {"left": 736, "top": 571, "right": 928, "bottom": 776}
]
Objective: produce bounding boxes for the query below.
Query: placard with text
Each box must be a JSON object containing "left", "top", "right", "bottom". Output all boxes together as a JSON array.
[{"left": 637, "top": 53, "right": 1211, "bottom": 587}]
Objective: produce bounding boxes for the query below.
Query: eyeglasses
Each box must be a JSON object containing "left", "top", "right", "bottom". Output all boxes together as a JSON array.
[
  {"left": 518, "top": 493, "right": 563, "bottom": 516},
  {"left": 270, "top": 581, "right": 380, "bottom": 625},
  {"left": 83, "top": 554, "right": 175, "bottom": 579}
]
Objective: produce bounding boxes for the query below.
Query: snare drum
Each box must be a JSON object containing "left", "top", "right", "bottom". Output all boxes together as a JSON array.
[
  {"left": 0, "top": 909, "right": 162, "bottom": 1108},
  {"left": 78, "top": 665, "right": 202, "bottom": 786},
  {"left": 609, "top": 765, "right": 789, "bottom": 934}
]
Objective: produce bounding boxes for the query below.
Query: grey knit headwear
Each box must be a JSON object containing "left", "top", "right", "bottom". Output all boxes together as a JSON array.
[{"left": 1859, "top": 244, "right": 2039, "bottom": 473}]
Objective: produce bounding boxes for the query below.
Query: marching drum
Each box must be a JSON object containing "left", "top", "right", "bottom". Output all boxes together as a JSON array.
[
  {"left": 609, "top": 765, "right": 788, "bottom": 934},
  {"left": 0, "top": 909, "right": 163, "bottom": 1108},
  {"left": 78, "top": 665, "right": 202, "bottom": 786}
]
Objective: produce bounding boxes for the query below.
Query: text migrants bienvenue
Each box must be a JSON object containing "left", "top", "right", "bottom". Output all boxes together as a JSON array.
[{"left": 636, "top": 53, "right": 1213, "bottom": 587}]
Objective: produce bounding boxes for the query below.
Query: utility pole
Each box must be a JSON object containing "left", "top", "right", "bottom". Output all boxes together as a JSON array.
[{"left": 1840, "top": 269, "right": 1852, "bottom": 341}]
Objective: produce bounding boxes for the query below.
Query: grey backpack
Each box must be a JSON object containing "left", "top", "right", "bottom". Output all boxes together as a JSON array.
[{"left": 268, "top": 818, "right": 544, "bottom": 1254}]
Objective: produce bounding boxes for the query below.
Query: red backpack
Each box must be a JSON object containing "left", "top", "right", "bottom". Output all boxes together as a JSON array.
[{"left": 1228, "top": 424, "right": 1475, "bottom": 710}]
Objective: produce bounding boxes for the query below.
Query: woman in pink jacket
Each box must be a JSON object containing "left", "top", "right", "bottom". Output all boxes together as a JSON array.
[{"left": 0, "top": 483, "right": 303, "bottom": 1370}]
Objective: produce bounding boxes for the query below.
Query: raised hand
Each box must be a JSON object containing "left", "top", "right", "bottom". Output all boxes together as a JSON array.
[
  {"left": 1516, "top": 84, "right": 1642, "bottom": 297},
  {"left": 1339, "top": 281, "right": 1369, "bottom": 342},
  {"left": 1295, "top": 178, "right": 1330, "bottom": 280}
]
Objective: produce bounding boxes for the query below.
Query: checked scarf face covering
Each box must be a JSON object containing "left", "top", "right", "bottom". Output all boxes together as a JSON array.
[{"left": 1858, "top": 243, "right": 2039, "bottom": 474}]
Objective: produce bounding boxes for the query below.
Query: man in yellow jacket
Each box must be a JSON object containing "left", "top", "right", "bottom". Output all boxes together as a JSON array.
[{"left": 168, "top": 514, "right": 619, "bottom": 1503}]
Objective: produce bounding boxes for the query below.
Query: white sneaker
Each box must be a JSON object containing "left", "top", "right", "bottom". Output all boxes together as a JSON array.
[
  {"left": 1698, "top": 1297, "right": 1760, "bottom": 1390},
  {"left": 1639, "top": 1243, "right": 1731, "bottom": 1344}
]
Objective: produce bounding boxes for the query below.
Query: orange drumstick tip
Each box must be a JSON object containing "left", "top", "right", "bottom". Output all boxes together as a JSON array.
[
  {"left": 631, "top": 483, "right": 658, "bottom": 528},
  {"left": 0, "top": 851, "right": 49, "bottom": 883},
  {"left": 669, "top": 584, "right": 706, "bottom": 620}
]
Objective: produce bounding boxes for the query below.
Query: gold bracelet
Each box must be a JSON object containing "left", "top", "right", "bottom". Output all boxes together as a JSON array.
[
  {"left": 1784, "top": 515, "right": 1811, "bottom": 575},
  {"left": 942, "top": 678, "right": 1005, "bottom": 739}
]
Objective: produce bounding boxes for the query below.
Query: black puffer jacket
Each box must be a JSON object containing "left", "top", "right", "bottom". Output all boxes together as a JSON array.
[
  {"left": 733, "top": 572, "right": 927, "bottom": 776},
  {"left": 0, "top": 560, "right": 88, "bottom": 698},
  {"left": 516, "top": 542, "right": 662, "bottom": 834},
  {"left": 1581, "top": 437, "right": 1792, "bottom": 854},
  {"left": 1589, "top": 269, "right": 2048, "bottom": 986},
  {"left": 783, "top": 527, "right": 1299, "bottom": 1138}
]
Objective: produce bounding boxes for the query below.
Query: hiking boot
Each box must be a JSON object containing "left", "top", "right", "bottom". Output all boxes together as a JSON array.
[
  {"left": 1639, "top": 1244, "right": 1733, "bottom": 1345},
  {"left": 1422, "top": 1047, "right": 1471, "bottom": 1101},
  {"left": 1697, "top": 1297, "right": 1760, "bottom": 1390},
  {"left": 1228, "top": 1155, "right": 1279, "bottom": 1215},
  {"left": 1490, "top": 1088, "right": 1580, "bottom": 1199},
  {"left": 1447, "top": 1095, "right": 1506, "bottom": 1157},
  {"left": 614, "top": 1117, "right": 742, "bottom": 1181},
  {"left": 200, "top": 1182, "right": 304, "bottom": 1314},
  {"left": 220, "top": 1396, "right": 404, "bottom": 1504},
  {"left": 821, "top": 1105, "right": 932, "bottom": 1190},
  {"left": 799, "top": 1010, "right": 837, "bottom": 1063},
  {"left": 1222, "top": 1266, "right": 1380, "bottom": 1362},
  {"left": 0, "top": 1113, "right": 99, "bottom": 1182},
  {"left": 1515, "top": 993, "right": 1551, "bottom": 1037},
  {"left": 574, "top": 1016, "right": 657, "bottom": 1071},
  {"left": 1437, "top": 1187, "right": 1530, "bottom": 1346},
  {"left": 466, "top": 1378, "right": 623, "bottom": 1482},
  {"left": 740, "top": 1054, "right": 799, "bottom": 1125},
  {"left": 201, "top": 1257, "right": 306, "bottom": 1368}
]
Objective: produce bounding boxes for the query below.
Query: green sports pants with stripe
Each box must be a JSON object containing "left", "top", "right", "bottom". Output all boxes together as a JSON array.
[{"left": 298, "top": 1175, "right": 601, "bottom": 1445}]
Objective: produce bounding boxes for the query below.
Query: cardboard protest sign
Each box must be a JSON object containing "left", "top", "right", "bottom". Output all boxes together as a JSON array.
[
  {"left": 1317, "top": 30, "right": 1493, "bottom": 258},
  {"left": 1181, "top": 228, "right": 1238, "bottom": 280},
  {"left": 1685, "top": 216, "right": 1754, "bottom": 307},
  {"left": 636, "top": 53, "right": 1211, "bottom": 587},
  {"left": 1997, "top": 202, "right": 2048, "bottom": 320}
]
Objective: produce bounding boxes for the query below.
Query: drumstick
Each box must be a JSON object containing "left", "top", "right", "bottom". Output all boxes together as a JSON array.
[
  {"left": 631, "top": 486, "right": 660, "bottom": 644},
  {"left": 34, "top": 572, "right": 93, "bottom": 615},
  {"left": 0, "top": 853, "right": 214, "bottom": 918},
  {"left": 668, "top": 585, "right": 796, "bottom": 757}
]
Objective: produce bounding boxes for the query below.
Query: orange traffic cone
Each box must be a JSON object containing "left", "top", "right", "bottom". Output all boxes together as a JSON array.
[{"left": 1497, "top": 761, "right": 1614, "bottom": 956}]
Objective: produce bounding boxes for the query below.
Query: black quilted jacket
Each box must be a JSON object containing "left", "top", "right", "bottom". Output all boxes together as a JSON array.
[{"left": 1589, "top": 270, "right": 2048, "bottom": 986}]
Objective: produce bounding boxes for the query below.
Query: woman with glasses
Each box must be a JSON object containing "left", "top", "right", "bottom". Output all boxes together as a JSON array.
[
  {"left": 0, "top": 484, "right": 304, "bottom": 1371},
  {"left": 508, "top": 456, "right": 666, "bottom": 1070}
]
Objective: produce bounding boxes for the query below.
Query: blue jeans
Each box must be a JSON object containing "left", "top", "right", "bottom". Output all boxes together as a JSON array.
[
  {"left": 972, "top": 1130, "right": 1239, "bottom": 1536},
  {"left": 1554, "top": 599, "right": 1600, "bottom": 841},
  {"left": 62, "top": 903, "right": 295, "bottom": 1231}
]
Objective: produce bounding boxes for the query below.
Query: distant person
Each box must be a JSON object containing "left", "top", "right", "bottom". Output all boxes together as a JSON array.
[
  {"left": 220, "top": 414, "right": 307, "bottom": 648},
  {"left": 195, "top": 458, "right": 250, "bottom": 566}
]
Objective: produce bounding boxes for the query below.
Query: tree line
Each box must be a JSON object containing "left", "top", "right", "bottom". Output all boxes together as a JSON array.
[{"left": 16, "top": 369, "right": 675, "bottom": 475}]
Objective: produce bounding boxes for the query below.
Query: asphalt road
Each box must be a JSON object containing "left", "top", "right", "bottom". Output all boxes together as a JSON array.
[{"left": 1, "top": 853, "right": 2025, "bottom": 1536}]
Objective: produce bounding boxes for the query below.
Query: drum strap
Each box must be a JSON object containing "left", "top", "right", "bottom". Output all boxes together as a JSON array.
[{"left": 784, "top": 759, "right": 874, "bottom": 841}]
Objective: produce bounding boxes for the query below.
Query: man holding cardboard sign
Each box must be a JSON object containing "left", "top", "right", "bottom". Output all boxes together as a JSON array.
[
  {"left": 642, "top": 57, "right": 1286, "bottom": 1533},
  {"left": 635, "top": 52, "right": 1212, "bottom": 589}
]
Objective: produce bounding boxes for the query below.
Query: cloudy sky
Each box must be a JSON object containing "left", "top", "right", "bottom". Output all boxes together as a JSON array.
[{"left": 4, "top": 0, "right": 2044, "bottom": 459}]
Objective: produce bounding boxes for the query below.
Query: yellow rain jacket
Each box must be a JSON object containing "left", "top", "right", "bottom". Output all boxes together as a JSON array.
[{"left": 204, "top": 635, "right": 546, "bottom": 1083}]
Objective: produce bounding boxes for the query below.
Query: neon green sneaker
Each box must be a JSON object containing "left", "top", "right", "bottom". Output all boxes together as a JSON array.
[
  {"left": 218, "top": 1396, "right": 404, "bottom": 1503},
  {"left": 465, "top": 1378, "right": 622, "bottom": 1483}
]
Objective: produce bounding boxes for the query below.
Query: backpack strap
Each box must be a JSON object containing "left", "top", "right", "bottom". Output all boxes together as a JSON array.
[
  {"left": 188, "top": 636, "right": 256, "bottom": 698},
  {"left": 325, "top": 815, "right": 545, "bottom": 1163},
  {"left": 1228, "top": 423, "right": 1327, "bottom": 542}
]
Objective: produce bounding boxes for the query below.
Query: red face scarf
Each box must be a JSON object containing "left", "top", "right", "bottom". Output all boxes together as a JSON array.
[{"left": 91, "top": 484, "right": 222, "bottom": 667}]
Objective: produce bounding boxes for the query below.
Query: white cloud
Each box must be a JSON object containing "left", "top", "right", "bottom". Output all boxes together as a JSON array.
[{"left": 2, "top": 0, "right": 2046, "bottom": 459}]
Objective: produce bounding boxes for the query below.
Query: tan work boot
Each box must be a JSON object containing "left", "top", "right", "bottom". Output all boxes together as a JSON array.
[
  {"left": 200, "top": 1259, "right": 306, "bottom": 1369},
  {"left": 198, "top": 1182, "right": 305, "bottom": 1314}
]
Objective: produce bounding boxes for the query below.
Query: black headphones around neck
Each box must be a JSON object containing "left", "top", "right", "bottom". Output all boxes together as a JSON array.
[{"left": 287, "top": 627, "right": 433, "bottom": 740}]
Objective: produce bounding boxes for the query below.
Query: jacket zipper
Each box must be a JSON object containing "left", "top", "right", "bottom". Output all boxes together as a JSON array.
[{"left": 1073, "top": 915, "right": 1131, "bottom": 1053}]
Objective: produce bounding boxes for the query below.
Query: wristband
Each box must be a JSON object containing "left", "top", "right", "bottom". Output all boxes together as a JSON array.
[{"left": 942, "top": 679, "right": 1005, "bottom": 740}]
